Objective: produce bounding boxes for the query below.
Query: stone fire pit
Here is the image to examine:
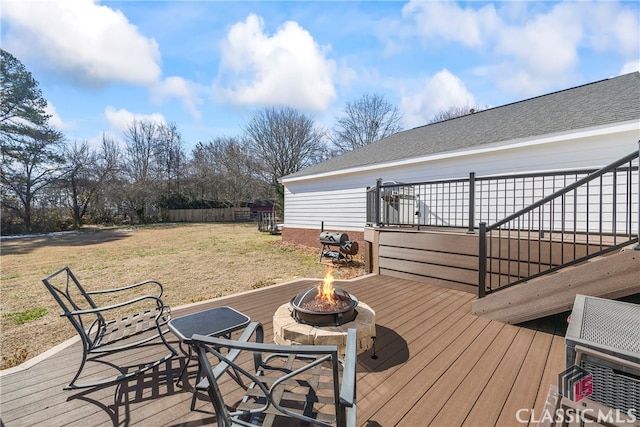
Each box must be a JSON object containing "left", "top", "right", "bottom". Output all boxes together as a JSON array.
[{"left": 273, "top": 301, "right": 376, "bottom": 357}]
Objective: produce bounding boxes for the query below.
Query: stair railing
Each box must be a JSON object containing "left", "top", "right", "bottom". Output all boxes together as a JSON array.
[{"left": 478, "top": 146, "right": 639, "bottom": 298}]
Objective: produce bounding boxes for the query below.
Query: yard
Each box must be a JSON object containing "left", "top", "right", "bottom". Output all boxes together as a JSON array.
[{"left": 0, "top": 222, "right": 364, "bottom": 369}]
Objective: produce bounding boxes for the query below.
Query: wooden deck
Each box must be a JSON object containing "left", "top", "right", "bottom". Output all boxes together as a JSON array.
[{"left": 0, "top": 274, "right": 567, "bottom": 426}]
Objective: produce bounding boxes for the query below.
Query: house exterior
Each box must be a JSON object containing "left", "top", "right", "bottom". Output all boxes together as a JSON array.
[{"left": 280, "top": 72, "right": 640, "bottom": 247}]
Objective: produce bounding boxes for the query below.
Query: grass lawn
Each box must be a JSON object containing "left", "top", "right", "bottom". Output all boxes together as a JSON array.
[{"left": 0, "top": 222, "right": 364, "bottom": 369}]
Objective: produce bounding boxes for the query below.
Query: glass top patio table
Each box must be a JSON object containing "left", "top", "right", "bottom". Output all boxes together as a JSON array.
[
  {"left": 168, "top": 306, "right": 250, "bottom": 341},
  {"left": 168, "top": 306, "right": 251, "bottom": 385}
]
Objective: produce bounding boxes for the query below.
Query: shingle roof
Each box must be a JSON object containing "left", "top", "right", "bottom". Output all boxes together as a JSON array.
[{"left": 284, "top": 72, "right": 639, "bottom": 180}]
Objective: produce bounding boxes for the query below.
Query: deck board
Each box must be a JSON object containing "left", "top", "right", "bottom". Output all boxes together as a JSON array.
[
  {"left": 494, "top": 331, "right": 555, "bottom": 426},
  {"left": 400, "top": 321, "right": 508, "bottom": 425},
  {"left": 461, "top": 326, "right": 537, "bottom": 426},
  {"left": 0, "top": 274, "right": 567, "bottom": 426},
  {"left": 528, "top": 334, "right": 566, "bottom": 427},
  {"left": 366, "top": 316, "right": 493, "bottom": 425},
  {"left": 428, "top": 323, "right": 519, "bottom": 426}
]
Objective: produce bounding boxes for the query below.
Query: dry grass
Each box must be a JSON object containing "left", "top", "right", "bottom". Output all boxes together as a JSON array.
[{"left": 0, "top": 223, "right": 365, "bottom": 369}]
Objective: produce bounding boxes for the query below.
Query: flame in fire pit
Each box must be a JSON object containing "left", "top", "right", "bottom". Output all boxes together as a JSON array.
[
  {"left": 290, "top": 268, "right": 358, "bottom": 325},
  {"left": 316, "top": 268, "right": 335, "bottom": 304}
]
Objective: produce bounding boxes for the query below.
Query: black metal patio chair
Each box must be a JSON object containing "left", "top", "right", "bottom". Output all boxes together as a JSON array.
[
  {"left": 188, "top": 324, "right": 357, "bottom": 427},
  {"left": 42, "top": 266, "right": 177, "bottom": 390}
]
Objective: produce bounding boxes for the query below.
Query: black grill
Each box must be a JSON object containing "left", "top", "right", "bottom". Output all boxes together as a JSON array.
[{"left": 319, "top": 231, "right": 359, "bottom": 264}]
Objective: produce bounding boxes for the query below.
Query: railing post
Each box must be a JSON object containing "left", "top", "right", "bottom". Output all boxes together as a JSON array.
[
  {"left": 468, "top": 172, "right": 476, "bottom": 234},
  {"left": 416, "top": 193, "right": 421, "bottom": 231},
  {"left": 375, "top": 178, "right": 382, "bottom": 227},
  {"left": 635, "top": 140, "right": 640, "bottom": 250},
  {"left": 478, "top": 222, "right": 487, "bottom": 298}
]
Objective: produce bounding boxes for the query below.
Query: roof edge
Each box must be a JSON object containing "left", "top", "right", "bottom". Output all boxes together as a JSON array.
[{"left": 281, "top": 120, "right": 639, "bottom": 184}]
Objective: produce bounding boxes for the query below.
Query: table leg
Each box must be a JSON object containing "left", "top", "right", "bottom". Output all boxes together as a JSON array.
[{"left": 175, "top": 344, "right": 193, "bottom": 386}]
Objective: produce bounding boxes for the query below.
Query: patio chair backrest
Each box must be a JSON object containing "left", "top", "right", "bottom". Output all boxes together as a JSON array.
[
  {"left": 190, "top": 328, "right": 357, "bottom": 427},
  {"left": 42, "top": 266, "right": 103, "bottom": 341}
]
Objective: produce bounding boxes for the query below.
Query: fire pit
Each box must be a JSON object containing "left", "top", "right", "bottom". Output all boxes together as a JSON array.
[
  {"left": 290, "top": 271, "right": 358, "bottom": 326},
  {"left": 273, "top": 270, "right": 376, "bottom": 356}
]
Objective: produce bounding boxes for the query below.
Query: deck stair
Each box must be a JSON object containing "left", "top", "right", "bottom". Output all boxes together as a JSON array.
[
  {"left": 366, "top": 147, "right": 639, "bottom": 324},
  {"left": 471, "top": 244, "right": 640, "bottom": 324}
]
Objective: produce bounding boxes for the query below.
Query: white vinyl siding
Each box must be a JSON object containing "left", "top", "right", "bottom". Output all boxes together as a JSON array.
[
  {"left": 284, "top": 186, "right": 370, "bottom": 232},
  {"left": 282, "top": 125, "right": 639, "bottom": 233}
]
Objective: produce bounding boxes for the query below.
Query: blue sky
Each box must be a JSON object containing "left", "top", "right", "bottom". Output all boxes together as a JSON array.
[{"left": 1, "top": 0, "right": 639, "bottom": 153}]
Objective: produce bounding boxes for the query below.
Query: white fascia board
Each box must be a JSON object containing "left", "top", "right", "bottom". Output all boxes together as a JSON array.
[{"left": 281, "top": 121, "right": 639, "bottom": 184}]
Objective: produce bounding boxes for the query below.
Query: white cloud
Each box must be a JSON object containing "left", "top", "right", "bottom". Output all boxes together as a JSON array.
[
  {"left": 45, "top": 102, "right": 73, "bottom": 131},
  {"left": 620, "top": 60, "right": 640, "bottom": 75},
  {"left": 583, "top": 2, "right": 640, "bottom": 57},
  {"left": 402, "top": 1, "right": 499, "bottom": 47},
  {"left": 399, "top": 2, "right": 639, "bottom": 97},
  {"left": 1, "top": 0, "right": 162, "bottom": 86},
  {"left": 215, "top": 14, "right": 337, "bottom": 111},
  {"left": 152, "top": 77, "right": 203, "bottom": 121},
  {"left": 491, "top": 3, "right": 583, "bottom": 94},
  {"left": 104, "top": 106, "right": 165, "bottom": 133},
  {"left": 492, "top": 2, "right": 638, "bottom": 94},
  {"left": 399, "top": 69, "right": 475, "bottom": 128},
  {"left": 2, "top": 0, "right": 207, "bottom": 119},
  {"left": 402, "top": 2, "right": 582, "bottom": 94}
]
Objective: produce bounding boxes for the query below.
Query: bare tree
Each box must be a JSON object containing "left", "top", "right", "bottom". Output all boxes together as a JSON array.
[
  {"left": 428, "top": 104, "right": 487, "bottom": 124},
  {"left": 154, "top": 122, "right": 185, "bottom": 196},
  {"left": 209, "top": 137, "right": 251, "bottom": 205},
  {"left": 63, "top": 140, "right": 99, "bottom": 228},
  {"left": 244, "top": 107, "right": 325, "bottom": 214},
  {"left": 121, "top": 120, "right": 190, "bottom": 221},
  {"left": 187, "top": 141, "right": 219, "bottom": 202},
  {"left": 244, "top": 107, "right": 326, "bottom": 182},
  {"left": 63, "top": 135, "right": 122, "bottom": 228},
  {"left": 124, "top": 119, "right": 158, "bottom": 182},
  {"left": 122, "top": 119, "right": 162, "bottom": 222},
  {"left": 330, "top": 93, "right": 402, "bottom": 153},
  {"left": 187, "top": 137, "right": 271, "bottom": 206},
  {"left": 93, "top": 134, "right": 128, "bottom": 223}
]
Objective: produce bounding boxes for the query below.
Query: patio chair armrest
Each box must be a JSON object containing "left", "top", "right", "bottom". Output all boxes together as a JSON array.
[
  {"left": 62, "top": 294, "right": 165, "bottom": 317},
  {"left": 190, "top": 322, "right": 264, "bottom": 394},
  {"left": 211, "top": 322, "right": 264, "bottom": 379},
  {"left": 86, "top": 279, "right": 164, "bottom": 298},
  {"left": 340, "top": 328, "right": 357, "bottom": 408},
  {"left": 189, "top": 322, "right": 264, "bottom": 378}
]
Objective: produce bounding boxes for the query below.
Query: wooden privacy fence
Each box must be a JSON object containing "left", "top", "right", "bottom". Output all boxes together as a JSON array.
[{"left": 166, "top": 207, "right": 251, "bottom": 222}]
